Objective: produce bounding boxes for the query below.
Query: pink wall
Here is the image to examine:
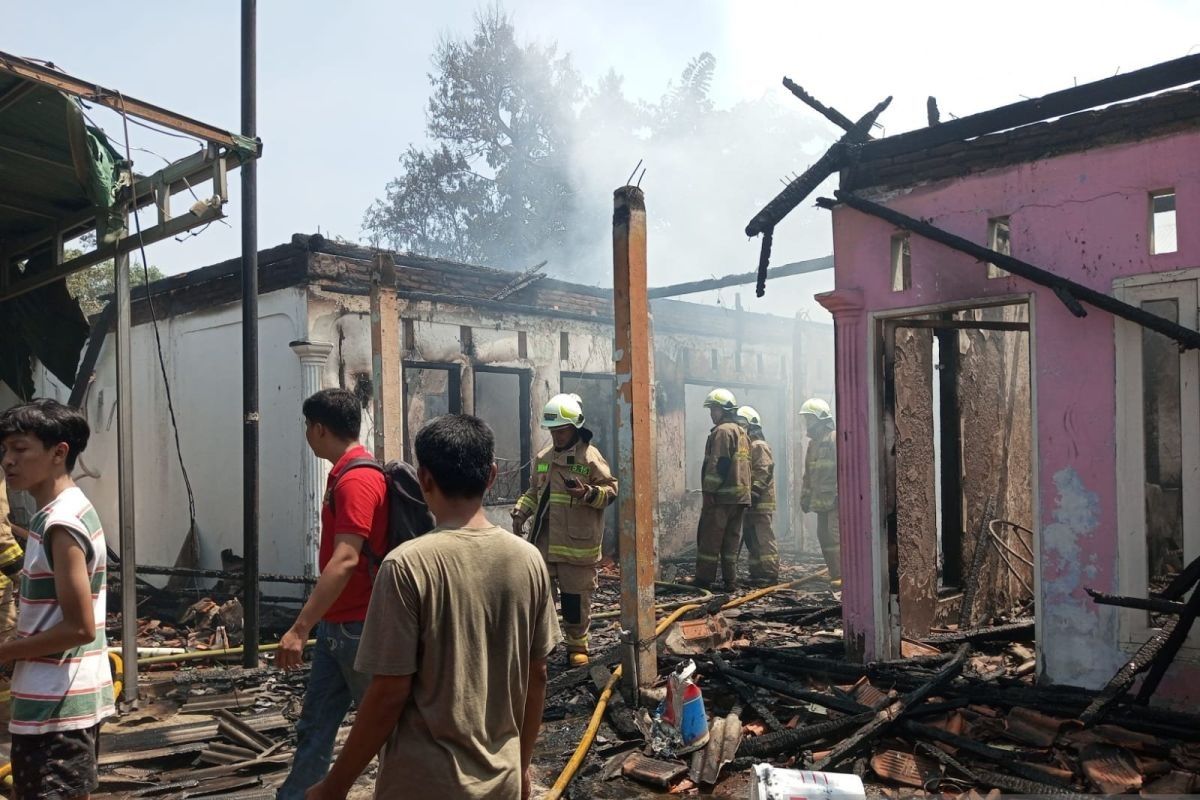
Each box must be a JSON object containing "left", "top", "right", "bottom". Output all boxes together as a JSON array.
[{"left": 822, "top": 129, "right": 1200, "bottom": 701}]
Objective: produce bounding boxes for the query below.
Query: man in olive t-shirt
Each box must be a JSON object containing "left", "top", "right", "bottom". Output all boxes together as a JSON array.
[{"left": 307, "top": 415, "right": 560, "bottom": 800}]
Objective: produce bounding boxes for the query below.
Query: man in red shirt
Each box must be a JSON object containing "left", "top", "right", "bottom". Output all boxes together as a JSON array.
[{"left": 276, "top": 388, "right": 388, "bottom": 800}]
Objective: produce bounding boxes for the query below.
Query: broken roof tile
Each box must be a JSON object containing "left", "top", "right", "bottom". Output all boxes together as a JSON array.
[{"left": 1080, "top": 744, "right": 1143, "bottom": 795}]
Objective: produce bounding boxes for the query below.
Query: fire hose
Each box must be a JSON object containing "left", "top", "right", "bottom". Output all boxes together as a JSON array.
[{"left": 544, "top": 570, "right": 829, "bottom": 799}]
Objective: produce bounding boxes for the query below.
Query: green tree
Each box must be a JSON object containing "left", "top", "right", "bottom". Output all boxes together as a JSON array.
[
  {"left": 365, "top": 6, "right": 581, "bottom": 265},
  {"left": 65, "top": 256, "right": 164, "bottom": 316}
]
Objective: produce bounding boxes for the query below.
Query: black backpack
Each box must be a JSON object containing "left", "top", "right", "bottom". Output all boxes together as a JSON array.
[{"left": 330, "top": 458, "right": 436, "bottom": 568}]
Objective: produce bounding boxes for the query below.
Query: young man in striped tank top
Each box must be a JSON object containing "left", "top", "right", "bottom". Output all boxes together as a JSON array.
[{"left": 0, "top": 399, "right": 115, "bottom": 799}]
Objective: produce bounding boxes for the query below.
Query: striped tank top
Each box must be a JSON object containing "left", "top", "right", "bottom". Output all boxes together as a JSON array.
[{"left": 11, "top": 486, "right": 115, "bottom": 735}]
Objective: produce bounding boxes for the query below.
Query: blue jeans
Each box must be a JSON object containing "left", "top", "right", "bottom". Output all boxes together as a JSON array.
[{"left": 276, "top": 621, "right": 371, "bottom": 800}]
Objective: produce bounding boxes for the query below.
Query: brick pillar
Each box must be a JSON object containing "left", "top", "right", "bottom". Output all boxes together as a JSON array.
[{"left": 816, "top": 288, "right": 877, "bottom": 661}]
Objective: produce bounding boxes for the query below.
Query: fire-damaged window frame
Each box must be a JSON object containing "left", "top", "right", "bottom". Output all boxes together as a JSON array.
[
  {"left": 473, "top": 364, "right": 533, "bottom": 506},
  {"left": 1115, "top": 270, "right": 1200, "bottom": 658},
  {"left": 401, "top": 361, "right": 462, "bottom": 464}
]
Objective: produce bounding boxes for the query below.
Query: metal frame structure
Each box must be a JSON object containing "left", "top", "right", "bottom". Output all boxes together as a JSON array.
[{"left": 0, "top": 37, "right": 261, "bottom": 696}]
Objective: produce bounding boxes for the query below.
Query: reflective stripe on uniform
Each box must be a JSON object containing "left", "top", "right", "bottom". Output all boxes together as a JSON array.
[
  {"left": 548, "top": 542, "right": 602, "bottom": 560},
  {"left": 516, "top": 495, "right": 538, "bottom": 513},
  {"left": 696, "top": 552, "right": 720, "bottom": 562}
]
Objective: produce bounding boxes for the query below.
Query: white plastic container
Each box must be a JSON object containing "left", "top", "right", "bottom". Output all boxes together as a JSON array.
[{"left": 750, "top": 765, "right": 867, "bottom": 800}]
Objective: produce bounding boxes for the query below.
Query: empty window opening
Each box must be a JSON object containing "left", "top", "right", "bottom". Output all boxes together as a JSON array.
[
  {"left": 883, "top": 304, "right": 1034, "bottom": 648},
  {"left": 560, "top": 331, "right": 570, "bottom": 362},
  {"left": 891, "top": 234, "right": 911, "bottom": 292},
  {"left": 459, "top": 326, "right": 474, "bottom": 356},
  {"left": 474, "top": 368, "right": 532, "bottom": 506},
  {"left": 402, "top": 319, "right": 415, "bottom": 351},
  {"left": 710, "top": 349, "right": 719, "bottom": 370},
  {"left": 403, "top": 364, "right": 461, "bottom": 463},
  {"left": 987, "top": 217, "right": 1011, "bottom": 278},
  {"left": 735, "top": 348, "right": 743, "bottom": 373},
  {"left": 1151, "top": 191, "right": 1177, "bottom": 255},
  {"left": 757, "top": 352, "right": 765, "bottom": 375},
  {"left": 518, "top": 331, "right": 528, "bottom": 360}
]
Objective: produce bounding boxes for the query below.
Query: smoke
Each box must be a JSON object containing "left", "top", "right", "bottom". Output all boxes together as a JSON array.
[{"left": 548, "top": 59, "right": 839, "bottom": 319}]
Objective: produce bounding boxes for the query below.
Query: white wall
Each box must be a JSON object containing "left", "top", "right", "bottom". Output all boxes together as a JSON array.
[{"left": 27, "top": 288, "right": 309, "bottom": 586}]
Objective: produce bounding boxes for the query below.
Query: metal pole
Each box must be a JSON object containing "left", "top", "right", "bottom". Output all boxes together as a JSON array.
[
  {"left": 612, "top": 186, "right": 657, "bottom": 698},
  {"left": 115, "top": 228, "right": 138, "bottom": 701},
  {"left": 240, "top": 0, "right": 260, "bottom": 668}
]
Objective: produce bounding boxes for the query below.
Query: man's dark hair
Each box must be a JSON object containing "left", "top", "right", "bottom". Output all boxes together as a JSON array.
[
  {"left": 0, "top": 399, "right": 90, "bottom": 471},
  {"left": 414, "top": 415, "right": 495, "bottom": 499},
  {"left": 302, "top": 389, "right": 361, "bottom": 441}
]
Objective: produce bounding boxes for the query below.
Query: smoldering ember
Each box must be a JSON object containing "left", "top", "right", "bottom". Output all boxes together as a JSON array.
[{"left": 2, "top": 6, "right": 1200, "bottom": 799}]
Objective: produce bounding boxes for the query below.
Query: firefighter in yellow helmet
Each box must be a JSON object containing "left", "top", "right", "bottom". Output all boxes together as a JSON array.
[
  {"left": 737, "top": 406, "right": 779, "bottom": 586},
  {"left": 512, "top": 393, "right": 617, "bottom": 666},
  {"left": 685, "top": 389, "right": 751, "bottom": 590},
  {"left": 800, "top": 398, "right": 841, "bottom": 588}
]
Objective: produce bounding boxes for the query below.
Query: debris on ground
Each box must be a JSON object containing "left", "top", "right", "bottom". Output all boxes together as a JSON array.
[{"left": 533, "top": 556, "right": 1200, "bottom": 798}]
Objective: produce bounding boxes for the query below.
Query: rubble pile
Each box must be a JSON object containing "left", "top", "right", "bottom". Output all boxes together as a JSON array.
[{"left": 539, "top": 560, "right": 1200, "bottom": 797}]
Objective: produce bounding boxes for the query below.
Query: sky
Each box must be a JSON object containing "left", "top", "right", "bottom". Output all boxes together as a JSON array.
[{"left": 6, "top": 1, "right": 1199, "bottom": 320}]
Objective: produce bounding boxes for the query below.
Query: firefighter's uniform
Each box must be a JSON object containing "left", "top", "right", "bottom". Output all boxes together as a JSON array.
[
  {"left": 513, "top": 397, "right": 617, "bottom": 664},
  {"left": 801, "top": 412, "right": 841, "bottom": 582},
  {"left": 696, "top": 391, "right": 751, "bottom": 589},
  {"left": 744, "top": 432, "right": 779, "bottom": 583}
]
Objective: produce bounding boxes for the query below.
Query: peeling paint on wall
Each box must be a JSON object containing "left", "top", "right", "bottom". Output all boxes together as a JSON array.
[{"left": 1041, "top": 467, "right": 1124, "bottom": 687}]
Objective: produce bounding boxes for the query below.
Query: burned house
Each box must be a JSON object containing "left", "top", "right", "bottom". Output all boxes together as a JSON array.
[
  {"left": 5, "top": 234, "right": 834, "bottom": 588},
  {"left": 752, "top": 67, "right": 1200, "bottom": 704}
]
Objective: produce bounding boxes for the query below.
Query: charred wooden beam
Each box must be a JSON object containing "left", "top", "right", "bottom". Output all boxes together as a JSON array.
[
  {"left": 822, "top": 192, "right": 1200, "bottom": 350},
  {"left": 736, "top": 710, "right": 875, "bottom": 759},
  {"left": 716, "top": 664, "right": 871, "bottom": 716},
  {"left": 745, "top": 97, "right": 892, "bottom": 238},
  {"left": 647, "top": 255, "right": 832, "bottom": 299},
  {"left": 903, "top": 720, "right": 1078, "bottom": 792},
  {"left": 755, "top": 227, "right": 773, "bottom": 298},
  {"left": 1080, "top": 620, "right": 1177, "bottom": 723},
  {"left": 922, "top": 618, "right": 1034, "bottom": 645},
  {"left": 590, "top": 665, "right": 641, "bottom": 740},
  {"left": 1136, "top": 571, "right": 1200, "bottom": 703},
  {"left": 1086, "top": 588, "right": 1186, "bottom": 616},
  {"left": 812, "top": 645, "right": 970, "bottom": 770},
  {"left": 1156, "top": 553, "right": 1200, "bottom": 601},
  {"left": 858, "top": 53, "right": 1200, "bottom": 162},
  {"left": 916, "top": 742, "right": 1079, "bottom": 796},
  {"left": 926, "top": 96, "right": 940, "bottom": 126},
  {"left": 710, "top": 652, "right": 785, "bottom": 733},
  {"left": 782, "top": 78, "right": 860, "bottom": 133},
  {"left": 958, "top": 497, "right": 996, "bottom": 627}
]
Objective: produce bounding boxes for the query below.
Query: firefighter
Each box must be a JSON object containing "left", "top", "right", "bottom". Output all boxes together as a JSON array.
[
  {"left": 512, "top": 393, "right": 617, "bottom": 667},
  {"left": 800, "top": 398, "right": 841, "bottom": 588},
  {"left": 685, "top": 388, "right": 751, "bottom": 591},
  {"left": 737, "top": 406, "right": 779, "bottom": 586}
]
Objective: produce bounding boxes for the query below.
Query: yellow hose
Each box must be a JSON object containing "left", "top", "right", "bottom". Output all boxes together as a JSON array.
[{"left": 544, "top": 571, "right": 828, "bottom": 799}]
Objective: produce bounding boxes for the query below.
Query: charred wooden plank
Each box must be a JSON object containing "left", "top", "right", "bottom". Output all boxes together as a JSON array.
[
  {"left": 921, "top": 619, "right": 1034, "bottom": 645},
  {"left": 926, "top": 97, "right": 940, "bottom": 126},
  {"left": 736, "top": 710, "right": 876, "bottom": 759},
  {"left": 1080, "top": 622, "right": 1176, "bottom": 724},
  {"left": 904, "top": 720, "right": 1078, "bottom": 791},
  {"left": 1085, "top": 588, "right": 1185, "bottom": 615},
  {"left": 1136, "top": 572, "right": 1200, "bottom": 703},
  {"left": 710, "top": 652, "right": 785, "bottom": 733},
  {"left": 782, "top": 78, "right": 859, "bottom": 133},
  {"left": 716, "top": 664, "right": 869, "bottom": 716},
  {"left": 958, "top": 497, "right": 996, "bottom": 628},
  {"left": 745, "top": 97, "right": 892, "bottom": 238},
  {"left": 821, "top": 192, "right": 1200, "bottom": 351},
  {"left": 857, "top": 53, "right": 1200, "bottom": 163},
  {"left": 811, "top": 645, "right": 970, "bottom": 770},
  {"left": 1155, "top": 553, "right": 1200, "bottom": 601},
  {"left": 590, "top": 665, "right": 641, "bottom": 740}
]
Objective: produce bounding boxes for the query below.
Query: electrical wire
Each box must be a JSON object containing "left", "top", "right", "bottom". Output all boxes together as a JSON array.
[{"left": 114, "top": 94, "right": 199, "bottom": 536}]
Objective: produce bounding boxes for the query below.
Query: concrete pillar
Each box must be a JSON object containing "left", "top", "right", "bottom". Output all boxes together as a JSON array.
[
  {"left": 613, "top": 185, "right": 657, "bottom": 696},
  {"left": 370, "top": 254, "right": 403, "bottom": 463},
  {"left": 291, "top": 340, "right": 334, "bottom": 583},
  {"left": 816, "top": 289, "right": 876, "bottom": 661}
]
